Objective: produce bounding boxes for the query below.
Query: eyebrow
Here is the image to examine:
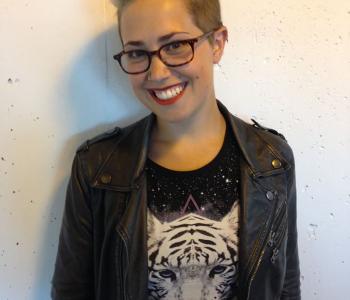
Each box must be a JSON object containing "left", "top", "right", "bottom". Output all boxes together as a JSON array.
[{"left": 124, "top": 31, "right": 190, "bottom": 47}]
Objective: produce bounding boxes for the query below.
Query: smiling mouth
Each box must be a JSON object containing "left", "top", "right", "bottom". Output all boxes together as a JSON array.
[{"left": 148, "top": 82, "right": 187, "bottom": 102}]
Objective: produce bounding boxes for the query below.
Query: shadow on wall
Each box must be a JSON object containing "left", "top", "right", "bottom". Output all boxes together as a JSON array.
[{"left": 31, "top": 25, "right": 149, "bottom": 299}]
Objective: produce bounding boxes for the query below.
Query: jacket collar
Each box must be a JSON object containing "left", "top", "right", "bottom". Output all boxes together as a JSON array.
[{"left": 92, "top": 100, "right": 290, "bottom": 190}]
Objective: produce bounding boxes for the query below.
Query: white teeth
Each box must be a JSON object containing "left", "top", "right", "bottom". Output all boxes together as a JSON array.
[{"left": 154, "top": 84, "right": 185, "bottom": 100}]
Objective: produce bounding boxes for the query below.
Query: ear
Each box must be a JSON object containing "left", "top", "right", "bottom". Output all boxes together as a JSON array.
[
  {"left": 220, "top": 200, "right": 239, "bottom": 232},
  {"left": 147, "top": 208, "right": 163, "bottom": 236},
  {"left": 212, "top": 26, "right": 228, "bottom": 64}
]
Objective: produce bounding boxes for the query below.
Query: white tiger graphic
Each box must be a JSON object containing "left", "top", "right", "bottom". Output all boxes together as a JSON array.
[{"left": 147, "top": 201, "right": 239, "bottom": 300}]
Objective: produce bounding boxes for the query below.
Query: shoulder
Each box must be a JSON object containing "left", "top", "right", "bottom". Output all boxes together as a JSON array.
[
  {"left": 250, "top": 119, "right": 287, "bottom": 142},
  {"left": 76, "top": 115, "right": 149, "bottom": 154},
  {"left": 228, "top": 112, "right": 295, "bottom": 167},
  {"left": 76, "top": 127, "right": 122, "bottom": 153},
  {"left": 248, "top": 118, "right": 295, "bottom": 165},
  {"left": 72, "top": 115, "right": 151, "bottom": 180}
]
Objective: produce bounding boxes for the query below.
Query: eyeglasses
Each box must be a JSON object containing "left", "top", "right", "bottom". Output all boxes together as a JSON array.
[{"left": 113, "top": 30, "right": 215, "bottom": 75}]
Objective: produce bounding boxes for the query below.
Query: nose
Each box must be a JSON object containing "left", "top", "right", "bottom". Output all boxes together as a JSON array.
[{"left": 147, "top": 55, "right": 171, "bottom": 81}]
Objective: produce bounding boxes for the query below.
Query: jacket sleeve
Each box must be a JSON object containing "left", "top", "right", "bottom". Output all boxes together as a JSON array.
[
  {"left": 281, "top": 150, "right": 301, "bottom": 300},
  {"left": 51, "top": 153, "right": 94, "bottom": 300}
]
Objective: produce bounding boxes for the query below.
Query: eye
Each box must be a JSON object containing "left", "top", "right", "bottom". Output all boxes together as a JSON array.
[
  {"left": 168, "top": 42, "right": 182, "bottom": 50},
  {"left": 163, "top": 41, "right": 187, "bottom": 53},
  {"left": 209, "top": 265, "right": 227, "bottom": 278},
  {"left": 159, "top": 269, "right": 177, "bottom": 281},
  {"left": 126, "top": 50, "right": 147, "bottom": 60}
]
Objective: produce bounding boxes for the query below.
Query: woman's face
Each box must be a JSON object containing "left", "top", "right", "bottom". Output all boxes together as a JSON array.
[{"left": 120, "top": 0, "right": 226, "bottom": 124}]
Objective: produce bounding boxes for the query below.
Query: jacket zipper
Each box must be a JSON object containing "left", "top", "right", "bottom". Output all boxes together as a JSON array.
[
  {"left": 116, "top": 238, "right": 126, "bottom": 300},
  {"left": 117, "top": 185, "right": 139, "bottom": 300},
  {"left": 269, "top": 216, "right": 288, "bottom": 264},
  {"left": 246, "top": 200, "right": 288, "bottom": 299},
  {"left": 246, "top": 240, "right": 269, "bottom": 300},
  {"left": 118, "top": 228, "right": 130, "bottom": 300},
  {"left": 115, "top": 194, "right": 132, "bottom": 300},
  {"left": 245, "top": 198, "right": 279, "bottom": 299},
  {"left": 245, "top": 178, "right": 283, "bottom": 300},
  {"left": 244, "top": 176, "right": 276, "bottom": 273},
  {"left": 267, "top": 201, "right": 286, "bottom": 247},
  {"left": 267, "top": 198, "right": 287, "bottom": 265}
]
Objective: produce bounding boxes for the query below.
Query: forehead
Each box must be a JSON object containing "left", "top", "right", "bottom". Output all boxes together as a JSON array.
[{"left": 120, "top": 0, "right": 201, "bottom": 44}]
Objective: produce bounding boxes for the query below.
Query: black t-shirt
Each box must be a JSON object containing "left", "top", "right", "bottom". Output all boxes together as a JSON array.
[{"left": 145, "top": 122, "right": 241, "bottom": 300}]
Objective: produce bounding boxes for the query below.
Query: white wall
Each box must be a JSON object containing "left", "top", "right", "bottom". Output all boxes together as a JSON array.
[{"left": 0, "top": 0, "right": 349, "bottom": 299}]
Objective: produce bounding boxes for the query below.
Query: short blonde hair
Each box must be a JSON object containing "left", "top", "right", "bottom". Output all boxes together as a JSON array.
[{"left": 115, "top": 0, "right": 223, "bottom": 44}]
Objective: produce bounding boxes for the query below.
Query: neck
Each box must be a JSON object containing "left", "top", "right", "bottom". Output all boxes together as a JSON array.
[{"left": 151, "top": 98, "right": 226, "bottom": 145}]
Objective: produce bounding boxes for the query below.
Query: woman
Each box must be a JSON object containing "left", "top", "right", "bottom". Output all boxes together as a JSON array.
[{"left": 51, "top": 0, "right": 300, "bottom": 299}]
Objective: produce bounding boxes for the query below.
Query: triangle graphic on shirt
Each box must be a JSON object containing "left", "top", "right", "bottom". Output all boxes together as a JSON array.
[{"left": 181, "top": 194, "right": 201, "bottom": 214}]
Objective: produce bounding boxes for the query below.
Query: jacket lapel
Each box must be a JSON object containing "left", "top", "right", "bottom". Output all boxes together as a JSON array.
[{"left": 222, "top": 103, "right": 290, "bottom": 298}]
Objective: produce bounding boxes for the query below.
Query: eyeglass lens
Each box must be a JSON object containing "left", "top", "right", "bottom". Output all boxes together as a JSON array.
[{"left": 120, "top": 41, "right": 194, "bottom": 74}]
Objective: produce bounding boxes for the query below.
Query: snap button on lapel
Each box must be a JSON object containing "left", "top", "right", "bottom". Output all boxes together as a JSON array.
[
  {"left": 266, "top": 191, "right": 275, "bottom": 201},
  {"left": 272, "top": 159, "right": 282, "bottom": 169},
  {"left": 100, "top": 174, "right": 112, "bottom": 184}
]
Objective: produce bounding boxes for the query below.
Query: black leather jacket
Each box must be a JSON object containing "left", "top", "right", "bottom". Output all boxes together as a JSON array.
[{"left": 51, "top": 100, "right": 301, "bottom": 300}]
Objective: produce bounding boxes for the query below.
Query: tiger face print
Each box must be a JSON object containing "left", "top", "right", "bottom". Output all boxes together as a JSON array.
[{"left": 147, "top": 201, "right": 239, "bottom": 300}]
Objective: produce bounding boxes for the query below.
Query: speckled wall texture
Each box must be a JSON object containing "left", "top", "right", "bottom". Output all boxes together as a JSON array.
[{"left": 1, "top": 0, "right": 349, "bottom": 299}]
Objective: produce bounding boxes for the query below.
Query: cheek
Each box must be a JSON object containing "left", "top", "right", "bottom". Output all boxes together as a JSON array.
[
  {"left": 193, "top": 65, "right": 212, "bottom": 89},
  {"left": 127, "top": 79, "right": 146, "bottom": 103},
  {"left": 129, "top": 68, "right": 148, "bottom": 82},
  {"left": 129, "top": 76, "right": 146, "bottom": 94},
  {"left": 129, "top": 75, "right": 140, "bottom": 88}
]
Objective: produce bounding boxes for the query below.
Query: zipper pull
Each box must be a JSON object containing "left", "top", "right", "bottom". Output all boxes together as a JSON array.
[
  {"left": 268, "top": 231, "right": 276, "bottom": 247},
  {"left": 271, "top": 248, "right": 280, "bottom": 264}
]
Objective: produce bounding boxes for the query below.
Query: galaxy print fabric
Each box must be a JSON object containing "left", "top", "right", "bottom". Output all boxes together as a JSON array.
[{"left": 145, "top": 123, "right": 241, "bottom": 300}]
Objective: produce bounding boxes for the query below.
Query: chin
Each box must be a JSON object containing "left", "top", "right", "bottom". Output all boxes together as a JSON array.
[{"left": 157, "top": 108, "right": 194, "bottom": 124}]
